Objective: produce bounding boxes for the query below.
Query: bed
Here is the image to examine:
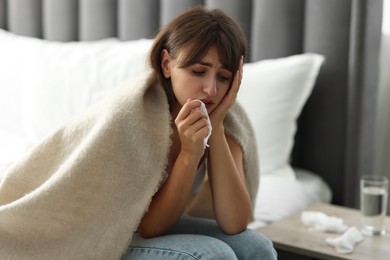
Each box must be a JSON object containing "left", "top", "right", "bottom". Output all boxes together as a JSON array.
[{"left": 0, "top": 0, "right": 383, "bottom": 243}]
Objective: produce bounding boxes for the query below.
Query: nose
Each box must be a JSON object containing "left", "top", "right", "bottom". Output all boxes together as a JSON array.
[{"left": 203, "top": 76, "right": 217, "bottom": 97}]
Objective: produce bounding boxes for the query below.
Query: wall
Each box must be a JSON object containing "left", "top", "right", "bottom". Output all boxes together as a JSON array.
[{"left": 374, "top": 0, "right": 390, "bottom": 214}]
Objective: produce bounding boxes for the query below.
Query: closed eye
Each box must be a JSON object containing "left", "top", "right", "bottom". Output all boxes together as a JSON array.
[
  {"left": 192, "top": 70, "right": 205, "bottom": 76},
  {"left": 218, "top": 75, "right": 230, "bottom": 82},
  {"left": 218, "top": 71, "right": 232, "bottom": 82}
]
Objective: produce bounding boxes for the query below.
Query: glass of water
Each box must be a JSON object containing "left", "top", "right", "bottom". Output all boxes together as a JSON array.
[{"left": 360, "top": 175, "right": 388, "bottom": 235}]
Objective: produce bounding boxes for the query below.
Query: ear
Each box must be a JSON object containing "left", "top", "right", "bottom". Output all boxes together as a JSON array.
[{"left": 161, "top": 49, "right": 172, "bottom": 79}]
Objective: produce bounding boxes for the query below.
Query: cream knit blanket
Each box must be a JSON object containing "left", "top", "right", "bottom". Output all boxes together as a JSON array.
[{"left": 0, "top": 74, "right": 259, "bottom": 259}]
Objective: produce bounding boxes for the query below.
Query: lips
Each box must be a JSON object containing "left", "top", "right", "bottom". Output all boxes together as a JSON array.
[{"left": 200, "top": 98, "right": 214, "bottom": 109}]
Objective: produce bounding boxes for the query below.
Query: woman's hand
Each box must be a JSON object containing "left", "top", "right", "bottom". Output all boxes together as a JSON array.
[
  {"left": 209, "top": 57, "right": 243, "bottom": 128},
  {"left": 175, "top": 99, "right": 210, "bottom": 160}
]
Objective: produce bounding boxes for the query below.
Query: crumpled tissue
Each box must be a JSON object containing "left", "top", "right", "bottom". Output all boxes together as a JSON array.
[
  {"left": 325, "top": 227, "right": 364, "bottom": 254},
  {"left": 300, "top": 211, "right": 364, "bottom": 254},
  {"left": 197, "top": 100, "right": 212, "bottom": 149},
  {"left": 325, "top": 226, "right": 364, "bottom": 254},
  {"left": 301, "top": 211, "right": 348, "bottom": 233}
]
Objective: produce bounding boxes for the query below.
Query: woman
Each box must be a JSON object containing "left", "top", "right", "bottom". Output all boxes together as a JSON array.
[
  {"left": 122, "top": 7, "right": 277, "bottom": 260},
  {"left": 0, "top": 5, "right": 275, "bottom": 260}
]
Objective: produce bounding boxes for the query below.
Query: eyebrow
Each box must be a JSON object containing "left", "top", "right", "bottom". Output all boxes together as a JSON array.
[
  {"left": 198, "top": 61, "right": 230, "bottom": 72},
  {"left": 198, "top": 61, "right": 213, "bottom": 67}
]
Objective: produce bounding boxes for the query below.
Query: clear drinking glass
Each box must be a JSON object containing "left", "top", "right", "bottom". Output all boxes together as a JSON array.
[{"left": 360, "top": 175, "right": 388, "bottom": 235}]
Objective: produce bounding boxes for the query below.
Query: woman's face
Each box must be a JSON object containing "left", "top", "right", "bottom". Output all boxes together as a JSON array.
[{"left": 161, "top": 46, "right": 233, "bottom": 113}]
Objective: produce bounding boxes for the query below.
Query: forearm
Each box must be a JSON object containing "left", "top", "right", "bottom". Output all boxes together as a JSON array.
[
  {"left": 208, "top": 126, "right": 252, "bottom": 234},
  {"left": 138, "top": 152, "right": 199, "bottom": 238}
]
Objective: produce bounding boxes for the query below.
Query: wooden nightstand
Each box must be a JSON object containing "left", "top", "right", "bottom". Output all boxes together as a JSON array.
[{"left": 258, "top": 203, "right": 390, "bottom": 260}]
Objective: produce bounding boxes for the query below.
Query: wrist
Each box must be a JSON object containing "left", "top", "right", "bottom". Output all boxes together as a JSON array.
[
  {"left": 208, "top": 124, "right": 225, "bottom": 146},
  {"left": 177, "top": 150, "right": 202, "bottom": 167},
  {"left": 211, "top": 124, "right": 225, "bottom": 136}
]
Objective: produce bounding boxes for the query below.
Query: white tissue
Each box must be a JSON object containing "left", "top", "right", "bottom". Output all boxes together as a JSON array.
[
  {"left": 325, "top": 226, "right": 364, "bottom": 254},
  {"left": 197, "top": 100, "right": 212, "bottom": 148},
  {"left": 301, "top": 211, "right": 348, "bottom": 233}
]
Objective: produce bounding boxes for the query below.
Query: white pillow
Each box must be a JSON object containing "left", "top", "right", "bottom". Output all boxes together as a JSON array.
[
  {"left": 0, "top": 29, "right": 153, "bottom": 144},
  {"left": 0, "top": 30, "right": 26, "bottom": 135},
  {"left": 0, "top": 130, "right": 30, "bottom": 178},
  {"left": 21, "top": 39, "right": 153, "bottom": 143},
  {"left": 238, "top": 53, "right": 325, "bottom": 179}
]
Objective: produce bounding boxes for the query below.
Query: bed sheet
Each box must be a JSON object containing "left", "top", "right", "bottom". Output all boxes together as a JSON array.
[{"left": 248, "top": 168, "right": 332, "bottom": 229}]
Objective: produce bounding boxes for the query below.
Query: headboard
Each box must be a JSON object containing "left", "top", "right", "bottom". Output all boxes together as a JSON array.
[{"left": 0, "top": 0, "right": 383, "bottom": 208}]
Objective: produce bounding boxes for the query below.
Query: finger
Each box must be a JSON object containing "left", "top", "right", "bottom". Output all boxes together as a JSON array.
[
  {"left": 239, "top": 55, "right": 244, "bottom": 82},
  {"left": 229, "top": 57, "right": 244, "bottom": 93},
  {"left": 181, "top": 117, "right": 209, "bottom": 143},
  {"left": 176, "top": 99, "right": 202, "bottom": 121},
  {"left": 226, "top": 67, "right": 241, "bottom": 100},
  {"left": 187, "top": 109, "right": 207, "bottom": 126},
  {"left": 218, "top": 60, "right": 243, "bottom": 110},
  {"left": 236, "top": 56, "right": 244, "bottom": 89},
  {"left": 192, "top": 117, "right": 209, "bottom": 135},
  {"left": 176, "top": 106, "right": 207, "bottom": 131}
]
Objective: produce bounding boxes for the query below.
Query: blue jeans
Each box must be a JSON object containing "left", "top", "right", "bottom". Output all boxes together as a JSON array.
[{"left": 121, "top": 216, "right": 277, "bottom": 260}]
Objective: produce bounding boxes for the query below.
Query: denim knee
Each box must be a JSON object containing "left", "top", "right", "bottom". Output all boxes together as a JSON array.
[
  {"left": 217, "top": 228, "right": 277, "bottom": 260},
  {"left": 167, "top": 217, "right": 277, "bottom": 260},
  {"left": 238, "top": 229, "right": 277, "bottom": 260},
  {"left": 123, "top": 233, "right": 238, "bottom": 260}
]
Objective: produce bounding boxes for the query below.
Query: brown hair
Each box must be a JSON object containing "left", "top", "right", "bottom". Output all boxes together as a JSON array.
[{"left": 149, "top": 6, "right": 248, "bottom": 101}]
